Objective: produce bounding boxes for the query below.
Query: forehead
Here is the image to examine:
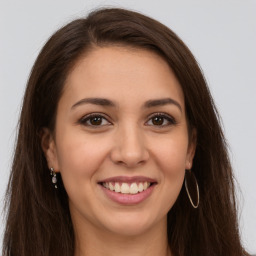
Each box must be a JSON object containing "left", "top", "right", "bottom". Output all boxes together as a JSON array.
[{"left": 62, "top": 46, "right": 184, "bottom": 109}]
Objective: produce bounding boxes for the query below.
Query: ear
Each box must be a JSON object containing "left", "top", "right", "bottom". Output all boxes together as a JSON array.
[
  {"left": 185, "top": 128, "right": 197, "bottom": 170},
  {"left": 41, "top": 128, "right": 60, "bottom": 172}
]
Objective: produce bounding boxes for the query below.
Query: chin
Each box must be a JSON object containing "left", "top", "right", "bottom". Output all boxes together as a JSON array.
[{"left": 101, "top": 211, "right": 164, "bottom": 237}]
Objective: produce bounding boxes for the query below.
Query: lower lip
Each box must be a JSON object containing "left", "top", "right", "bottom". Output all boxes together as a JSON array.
[{"left": 100, "top": 184, "right": 156, "bottom": 205}]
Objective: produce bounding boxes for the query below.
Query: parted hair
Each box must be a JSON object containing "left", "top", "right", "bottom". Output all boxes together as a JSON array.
[{"left": 3, "top": 7, "right": 248, "bottom": 256}]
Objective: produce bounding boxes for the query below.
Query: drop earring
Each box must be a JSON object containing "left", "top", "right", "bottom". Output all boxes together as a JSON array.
[{"left": 50, "top": 167, "right": 58, "bottom": 189}]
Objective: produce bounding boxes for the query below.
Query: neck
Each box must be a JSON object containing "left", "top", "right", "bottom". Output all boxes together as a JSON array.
[{"left": 73, "top": 217, "right": 171, "bottom": 256}]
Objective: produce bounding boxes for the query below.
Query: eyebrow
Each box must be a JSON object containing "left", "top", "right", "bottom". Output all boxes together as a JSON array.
[
  {"left": 143, "top": 98, "right": 182, "bottom": 112},
  {"left": 71, "top": 97, "right": 182, "bottom": 112},
  {"left": 71, "top": 98, "right": 115, "bottom": 109}
]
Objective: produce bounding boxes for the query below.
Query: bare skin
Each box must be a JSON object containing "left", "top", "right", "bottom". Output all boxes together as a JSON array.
[
  {"left": 42, "top": 46, "right": 196, "bottom": 256},
  {"left": 73, "top": 213, "right": 171, "bottom": 256}
]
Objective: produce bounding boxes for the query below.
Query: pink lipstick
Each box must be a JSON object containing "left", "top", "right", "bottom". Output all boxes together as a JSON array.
[{"left": 98, "top": 176, "right": 157, "bottom": 205}]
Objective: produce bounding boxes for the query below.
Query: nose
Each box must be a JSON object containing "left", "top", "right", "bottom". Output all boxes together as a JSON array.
[{"left": 110, "top": 125, "right": 149, "bottom": 168}]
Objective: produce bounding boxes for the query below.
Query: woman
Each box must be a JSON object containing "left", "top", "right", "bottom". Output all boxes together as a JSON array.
[{"left": 2, "top": 7, "right": 248, "bottom": 256}]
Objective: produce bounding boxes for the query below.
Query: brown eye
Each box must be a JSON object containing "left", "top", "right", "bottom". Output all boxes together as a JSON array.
[
  {"left": 152, "top": 116, "right": 164, "bottom": 125},
  {"left": 146, "top": 113, "right": 176, "bottom": 127},
  {"left": 79, "top": 114, "right": 111, "bottom": 127},
  {"left": 90, "top": 116, "right": 103, "bottom": 125}
]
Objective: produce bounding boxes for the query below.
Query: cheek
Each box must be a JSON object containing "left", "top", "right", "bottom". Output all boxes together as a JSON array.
[
  {"left": 55, "top": 132, "right": 112, "bottom": 218},
  {"left": 55, "top": 131, "right": 110, "bottom": 185},
  {"left": 158, "top": 139, "right": 187, "bottom": 187},
  {"left": 152, "top": 134, "right": 189, "bottom": 175},
  {"left": 149, "top": 134, "right": 188, "bottom": 210}
]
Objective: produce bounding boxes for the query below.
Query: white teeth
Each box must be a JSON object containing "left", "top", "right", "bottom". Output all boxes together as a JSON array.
[
  {"left": 130, "top": 183, "right": 138, "bottom": 194},
  {"left": 120, "top": 183, "right": 130, "bottom": 194},
  {"left": 103, "top": 182, "right": 109, "bottom": 189},
  {"left": 102, "top": 181, "right": 151, "bottom": 194},
  {"left": 138, "top": 183, "right": 144, "bottom": 192},
  {"left": 109, "top": 183, "right": 114, "bottom": 191},
  {"left": 114, "top": 183, "right": 121, "bottom": 192}
]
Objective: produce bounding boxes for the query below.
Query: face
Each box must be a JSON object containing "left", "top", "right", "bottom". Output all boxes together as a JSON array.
[{"left": 42, "top": 46, "right": 196, "bottom": 237}]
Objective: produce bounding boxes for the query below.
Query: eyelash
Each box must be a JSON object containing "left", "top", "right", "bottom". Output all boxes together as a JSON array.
[
  {"left": 79, "top": 113, "right": 111, "bottom": 128},
  {"left": 79, "top": 112, "right": 177, "bottom": 129},
  {"left": 146, "top": 112, "right": 177, "bottom": 127}
]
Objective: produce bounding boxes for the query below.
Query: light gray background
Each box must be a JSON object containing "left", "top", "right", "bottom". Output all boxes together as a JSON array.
[{"left": 0, "top": 0, "right": 255, "bottom": 253}]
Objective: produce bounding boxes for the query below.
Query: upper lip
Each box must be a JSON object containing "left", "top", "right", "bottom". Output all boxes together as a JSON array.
[{"left": 98, "top": 176, "right": 157, "bottom": 183}]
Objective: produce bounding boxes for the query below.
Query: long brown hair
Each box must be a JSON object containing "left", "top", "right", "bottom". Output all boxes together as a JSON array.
[{"left": 3, "top": 8, "right": 248, "bottom": 256}]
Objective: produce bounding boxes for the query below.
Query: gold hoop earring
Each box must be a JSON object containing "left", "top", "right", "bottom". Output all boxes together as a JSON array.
[
  {"left": 50, "top": 167, "right": 58, "bottom": 189},
  {"left": 185, "top": 169, "right": 199, "bottom": 208}
]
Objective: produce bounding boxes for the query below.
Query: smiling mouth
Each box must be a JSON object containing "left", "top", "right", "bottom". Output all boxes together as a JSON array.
[
  {"left": 98, "top": 176, "right": 157, "bottom": 204},
  {"left": 100, "top": 181, "right": 153, "bottom": 195}
]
